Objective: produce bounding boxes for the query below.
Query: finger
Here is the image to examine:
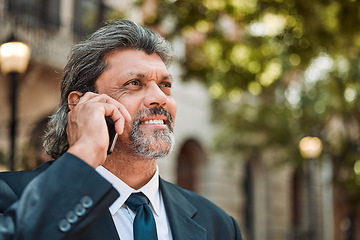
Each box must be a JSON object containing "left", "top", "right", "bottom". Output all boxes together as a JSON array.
[
  {"left": 102, "top": 103, "right": 126, "bottom": 135},
  {"left": 89, "top": 94, "right": 131, "bottom": 123},
  {"left": 76, "top": 92, "right": 99, "bottom": 104},
  {"left": 74, "top": 92, "right": 131, "bottom": 127},
  {"left": 114, "top": 115, "right": 125, "bottom": 135},
  {"left": 117, "top": 103, "right": 131, "bottom": 123}
]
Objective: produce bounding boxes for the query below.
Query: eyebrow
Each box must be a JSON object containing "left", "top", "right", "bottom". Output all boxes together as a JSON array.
[{"left": 125, "top": 72, "right": 173, "bottom": 81}]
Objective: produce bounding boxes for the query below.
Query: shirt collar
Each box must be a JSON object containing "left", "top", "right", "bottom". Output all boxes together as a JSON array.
[{"left": 96, "top": 165, "right": 160, "bottom": 216}]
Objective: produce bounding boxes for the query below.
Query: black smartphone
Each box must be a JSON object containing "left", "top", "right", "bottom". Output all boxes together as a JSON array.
[{"left": 105, "top": 116, "right": 118, "bottom": 155}]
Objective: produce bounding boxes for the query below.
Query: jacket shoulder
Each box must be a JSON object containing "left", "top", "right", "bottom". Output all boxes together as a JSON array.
[
  {"left": 160, "top": 179, "right": 234, "bottom": 220},
  {"left": 160, "top": 179, "right": 242, "bottom": 239},
  {"left": 0, "top": 161, "right": 53, "bottom": 198}
]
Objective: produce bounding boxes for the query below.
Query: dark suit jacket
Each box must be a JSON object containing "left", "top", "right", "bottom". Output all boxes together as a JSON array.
[{"left": 0, "top": 153, "right": 242, "bottom": 240}]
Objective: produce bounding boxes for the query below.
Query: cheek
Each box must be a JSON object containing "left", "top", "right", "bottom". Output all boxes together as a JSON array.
[
  {"left": 168, "top": 99, "right": 177, "bottom": 122},
  {"left": 118, "top": 96, "right": 142, "bottom": 117}
]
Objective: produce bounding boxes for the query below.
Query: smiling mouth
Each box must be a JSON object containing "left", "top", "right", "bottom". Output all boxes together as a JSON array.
[
  {"left": 133, "top": 107, "right": 173, "bottom": 132},
  {"left": 141, "top": 119, "right": 165, "bottom": 125}
]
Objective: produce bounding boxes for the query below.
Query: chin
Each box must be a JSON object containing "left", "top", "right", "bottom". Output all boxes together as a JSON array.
[{"left": 131, "top": 132, "right": 175, "bottom": 159}]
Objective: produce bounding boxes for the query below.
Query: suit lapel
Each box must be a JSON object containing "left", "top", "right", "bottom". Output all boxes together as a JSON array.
[
  {"left": 159, "top": 178, "right": 207, "bottom": 240},
  {"left": 81, "top": 210, "right": 120, "bottom": 240}
]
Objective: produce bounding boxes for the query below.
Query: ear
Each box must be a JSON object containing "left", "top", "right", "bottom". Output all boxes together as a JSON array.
[{"left": 68, "top": 91, "right": 83, "bottom": 110}]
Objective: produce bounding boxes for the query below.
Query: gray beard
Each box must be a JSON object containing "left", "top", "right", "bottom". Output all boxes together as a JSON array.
[{"left": 129, "top": 108, "right": 175, "bottom": 159}]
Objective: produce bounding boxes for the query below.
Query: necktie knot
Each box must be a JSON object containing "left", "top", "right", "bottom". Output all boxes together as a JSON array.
[
  {"left": 125, "top": 192, "right": 150, "bottom": 212},
  {"left": 125, "top": 192, "right": 158, "bottom": 240}
]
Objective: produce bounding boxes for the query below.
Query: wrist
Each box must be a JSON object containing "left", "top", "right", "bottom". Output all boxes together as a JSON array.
[{"left": 67, "top": 142, "right": 107, "bottom": 168}]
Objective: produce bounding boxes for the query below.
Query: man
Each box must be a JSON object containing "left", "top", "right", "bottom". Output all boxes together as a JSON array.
[{"left": 0, "top": 20, "right": 242, "bottom": 240}]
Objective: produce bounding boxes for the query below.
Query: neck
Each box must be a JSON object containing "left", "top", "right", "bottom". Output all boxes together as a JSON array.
[{"left": 102, "top": 149, "right": 157, "bottom": 190}]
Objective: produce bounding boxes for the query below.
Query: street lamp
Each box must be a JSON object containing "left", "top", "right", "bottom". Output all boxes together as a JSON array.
[
  {"left": 299, "top": 136, "right": 323, "bottom": 159},
  {"left": 0, "top": 39, "right": 31, "bottom": 171},
  {"left": 299, "top": 136, "right": 323, "bottom": 240}
]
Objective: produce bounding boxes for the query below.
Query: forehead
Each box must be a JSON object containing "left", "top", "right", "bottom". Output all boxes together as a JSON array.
[{"left": 103, "top": 49, "right": 169, "bottom": 75}]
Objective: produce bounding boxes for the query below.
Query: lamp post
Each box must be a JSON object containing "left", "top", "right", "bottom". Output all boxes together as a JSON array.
[
  {"left": 299, "top": 136, "right": 323, "bottom": 240},
  {"left": 0, "top": 40, "right": 31, "bottom": 171}
]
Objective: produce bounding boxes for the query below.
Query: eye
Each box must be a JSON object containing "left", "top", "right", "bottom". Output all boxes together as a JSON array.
[
  {"left": 122, "top": 79, "right": 143, "bottom": 91},
  {"left": 123, "top": 79, "right": 144, "bottom": 91},
  {"left": 125, "top": 79, "right": 141, "bottom": 86},
  {"left": 159, "top": 81, "right": 172, "bottom": 88}
]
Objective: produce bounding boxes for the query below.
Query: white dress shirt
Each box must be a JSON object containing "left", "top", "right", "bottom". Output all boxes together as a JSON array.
[{"left": 96, "top": 166, "right": 173, "bottom": 240}]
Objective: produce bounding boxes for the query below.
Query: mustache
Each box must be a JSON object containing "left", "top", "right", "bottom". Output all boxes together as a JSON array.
[{"left": 132, "top": 107, "right": 174, "bottom": 131}]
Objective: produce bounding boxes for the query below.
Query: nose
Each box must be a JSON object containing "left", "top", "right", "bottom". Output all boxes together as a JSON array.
[{"left": 144, "top": 82, "right": 167, "bottom": 108}]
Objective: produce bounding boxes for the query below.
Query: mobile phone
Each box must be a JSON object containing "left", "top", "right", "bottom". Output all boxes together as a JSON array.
[{"left": 105, "top": 116, "right": 118, "bottom": 155}]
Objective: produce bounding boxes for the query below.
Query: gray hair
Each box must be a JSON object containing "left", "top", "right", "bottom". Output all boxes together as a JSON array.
[{"left": 43, "top": 19, "right": 175, "bottom": 159}]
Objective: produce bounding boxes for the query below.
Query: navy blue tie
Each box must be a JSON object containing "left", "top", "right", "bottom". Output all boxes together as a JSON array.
[{"left": 125, "top": 192, "right": 158, "bottom": 240}]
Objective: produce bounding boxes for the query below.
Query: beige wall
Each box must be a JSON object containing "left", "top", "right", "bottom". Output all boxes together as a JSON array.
[{"left": 0, "top": 61, "right": 61, "bottom": 168}]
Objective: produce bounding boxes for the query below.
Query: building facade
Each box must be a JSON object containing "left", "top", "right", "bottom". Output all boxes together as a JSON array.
[{"left": 0, "top": 0, "right": 344, "bottom": 239}]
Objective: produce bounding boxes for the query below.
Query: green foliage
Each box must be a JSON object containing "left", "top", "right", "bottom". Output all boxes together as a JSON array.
[{"left": 134, "top": 0, "right": 360, "bottom": 201}]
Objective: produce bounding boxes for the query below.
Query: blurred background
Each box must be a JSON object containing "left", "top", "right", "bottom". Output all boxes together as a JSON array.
[{"left": 1, "top": 0, "right": 360, "bottom": 239}]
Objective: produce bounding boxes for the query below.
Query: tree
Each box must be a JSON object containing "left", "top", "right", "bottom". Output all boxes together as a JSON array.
[{"left": 127, "top": 0, "right": 360, "bottom": 201}]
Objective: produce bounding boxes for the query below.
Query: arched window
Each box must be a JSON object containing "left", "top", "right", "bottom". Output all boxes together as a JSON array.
[
  {"left": 291, "top": 168, "right": 306, "bottom": 239},
  {"left": 176, "top": 139, "right": 206, "bottom": 193}
]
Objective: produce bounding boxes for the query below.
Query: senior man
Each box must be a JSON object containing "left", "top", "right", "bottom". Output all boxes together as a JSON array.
[{"left": 0, "top": 20, "right": 242, "bottom": 240}]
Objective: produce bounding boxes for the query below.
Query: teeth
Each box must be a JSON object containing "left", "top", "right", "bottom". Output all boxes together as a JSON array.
[{"left": 142, "top": 120, "right": 164, "bottom": 125}]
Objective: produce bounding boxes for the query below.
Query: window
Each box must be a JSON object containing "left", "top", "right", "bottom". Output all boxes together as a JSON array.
[
  {"left": 7, "top": 0, "right": 60, "bottom": 30},
  {"left": 177, "top": 139, "right": 206, "bottom": 193},
  {"left": 74, "top": 0, "right": 113, "bottom": 38}
]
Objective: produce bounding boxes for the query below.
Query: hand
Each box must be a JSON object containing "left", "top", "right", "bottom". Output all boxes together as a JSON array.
[{"left": 66, "top": 92, "right": 131, "bottom": 168}]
